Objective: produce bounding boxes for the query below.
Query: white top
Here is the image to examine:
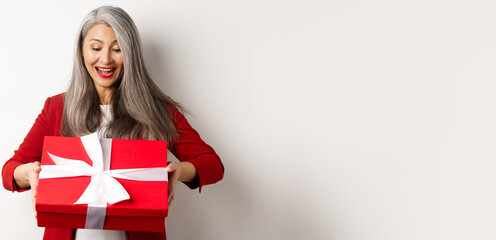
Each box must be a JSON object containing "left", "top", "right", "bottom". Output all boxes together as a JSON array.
[
  {"left": 75, "top": 105, "right": 128, "bottom": 240},
  {"left": 75, "top": 229, "right": 127, "bottom": 240}
]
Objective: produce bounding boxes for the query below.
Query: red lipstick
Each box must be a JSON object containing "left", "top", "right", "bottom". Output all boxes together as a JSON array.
[{"left": 95, "top": 67, "right": 116, "bottom": 79}]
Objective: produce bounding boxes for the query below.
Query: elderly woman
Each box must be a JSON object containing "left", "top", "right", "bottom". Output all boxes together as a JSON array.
[{"left": 1, "top": 6, "right": 224, "bottom": 240}]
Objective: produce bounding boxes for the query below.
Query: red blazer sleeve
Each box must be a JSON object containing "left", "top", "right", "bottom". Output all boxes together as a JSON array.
[
  {"left": 2, "top": 94, "right": 64, "bottom": 192},
  {"left": 168, "top": 107, "right": 224, "bottom": 192}
]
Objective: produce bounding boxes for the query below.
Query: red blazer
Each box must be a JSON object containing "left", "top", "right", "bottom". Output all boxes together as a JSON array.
[{"left": 2, "top": 93, "right": 224, "bottom": 240}]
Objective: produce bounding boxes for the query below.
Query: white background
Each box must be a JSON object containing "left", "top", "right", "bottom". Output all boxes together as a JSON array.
[{"left": 1, "top": 1, "right": 495, "bottom": 239}]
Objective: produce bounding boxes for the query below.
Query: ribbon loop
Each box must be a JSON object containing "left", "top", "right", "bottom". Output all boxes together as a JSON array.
[{"left": 102, "top": 174, "right": 130, "bottom": 205}]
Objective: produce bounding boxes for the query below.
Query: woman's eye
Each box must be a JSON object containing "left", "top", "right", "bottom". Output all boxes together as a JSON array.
[
  {"left": 92, "top": 48, "right": 101, "bottom": 51},
  {"left": 113, "top": 48, "right": 121, "bottom": 52}
]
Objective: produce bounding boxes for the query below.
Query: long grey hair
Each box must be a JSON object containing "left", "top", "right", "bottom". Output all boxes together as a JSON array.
[{"left": 62, "top": 6, "right": 180, "bottom": 142}]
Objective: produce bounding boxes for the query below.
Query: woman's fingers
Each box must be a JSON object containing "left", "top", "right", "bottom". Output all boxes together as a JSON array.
[
  {"left": 166, "top": 162, "right": 180, "bottom": 207},
  {"left": 30, "top": 161, "right": 41, "bottom": 218},
  {"left": 165, "top": 161, "right": 177, "bottom": 172},
  {"left": 33, "top": 162, "right": 41, "bottom": 173},
  {"left": 29, "top": 162, "right": 41, "bottom": 191},
  {"left": 168, "top": 174, "right": 178, "bottom": 206}
]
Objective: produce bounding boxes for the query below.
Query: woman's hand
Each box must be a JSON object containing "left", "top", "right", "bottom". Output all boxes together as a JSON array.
[
  {"left": 13, "top": 162, "right": 42, "bottom": 218},
  {"left": 165, "top": 162, "right": 197, "bottom": 207},
  {"left": 165, "top": 162, "right": 180, "bottom": 206}
]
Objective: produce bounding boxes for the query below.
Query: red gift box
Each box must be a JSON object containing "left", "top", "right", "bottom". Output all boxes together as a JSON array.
[{"left": 36, "top": 134, "right": 168, "bottom": 232}]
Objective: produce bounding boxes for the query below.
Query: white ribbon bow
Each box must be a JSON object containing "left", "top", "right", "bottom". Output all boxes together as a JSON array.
[{"left": 39, "top": 133, "right": 168, "bottom": 229}]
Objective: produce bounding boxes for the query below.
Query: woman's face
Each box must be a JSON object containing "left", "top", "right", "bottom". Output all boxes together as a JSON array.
[{"left": 82, "top": 23, "right": 124, "bottom": 95}]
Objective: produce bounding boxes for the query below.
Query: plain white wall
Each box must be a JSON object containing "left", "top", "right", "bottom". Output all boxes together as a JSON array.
[{"left": 1, "top": 0, "right": 496, "bottom": 239}]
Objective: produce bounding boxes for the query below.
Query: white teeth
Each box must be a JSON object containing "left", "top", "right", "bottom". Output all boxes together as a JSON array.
[{"left": 97, "top": 67, "right": 114, "bottom": 72}]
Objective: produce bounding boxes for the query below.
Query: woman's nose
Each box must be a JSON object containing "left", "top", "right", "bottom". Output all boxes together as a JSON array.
[{"left": 100, "top": 49, "right": 113, "bottom": 64}]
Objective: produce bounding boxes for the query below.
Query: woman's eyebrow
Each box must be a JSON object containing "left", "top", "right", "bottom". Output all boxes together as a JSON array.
[
  {"left": 89, "top": 38, "right": 103, "bottom": 43},
  {"left": 88, "top": 38, "right": 118, "bottom": 43}
]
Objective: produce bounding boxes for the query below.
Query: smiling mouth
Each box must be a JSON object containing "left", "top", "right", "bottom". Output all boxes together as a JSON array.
[{"left": 96, "top": 67, "right": 116, "bottom": 78}]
